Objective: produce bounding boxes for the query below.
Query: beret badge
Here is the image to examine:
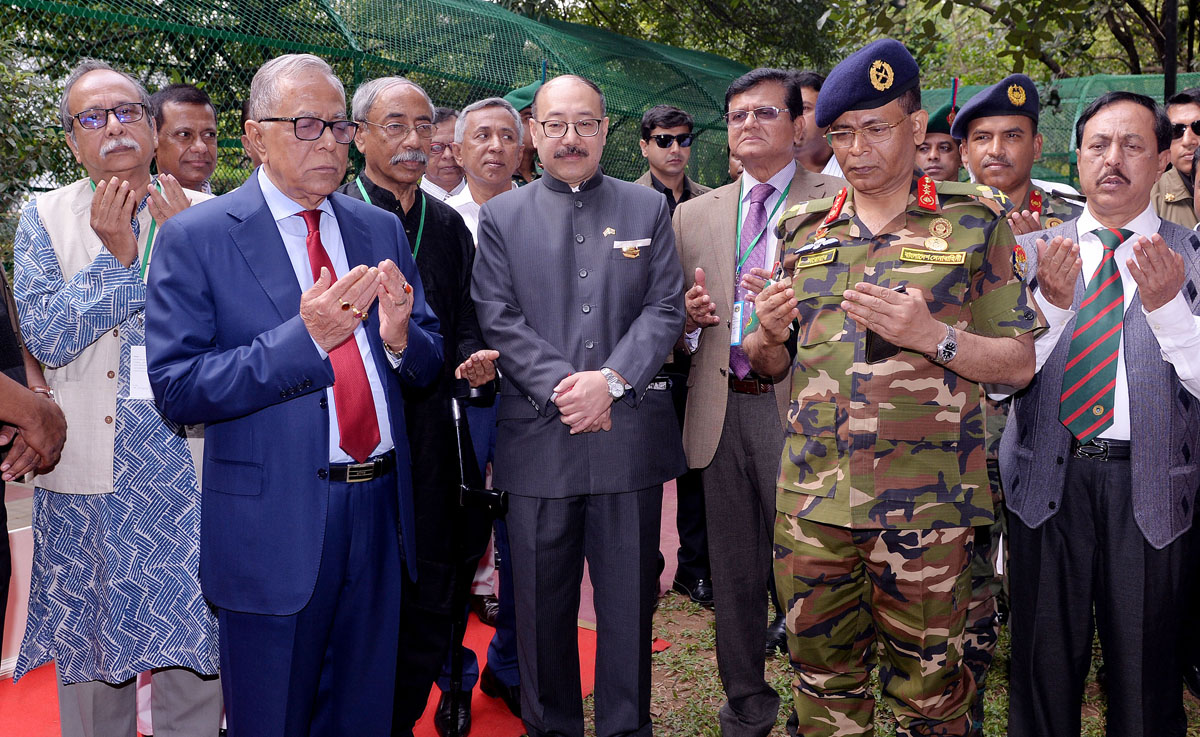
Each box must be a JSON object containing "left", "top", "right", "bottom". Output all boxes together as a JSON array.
[
  {"left": 1007, "top": 84, "right": 1027, "bottom": 107},
  {"left": 869, "top": 60, "right": 894, "bottom": 91}
]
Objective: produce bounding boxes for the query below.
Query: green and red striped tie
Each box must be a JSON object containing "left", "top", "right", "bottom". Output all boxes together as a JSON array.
[{"left": 1059, "top": 227, "right": 1131, "bottom": 442}]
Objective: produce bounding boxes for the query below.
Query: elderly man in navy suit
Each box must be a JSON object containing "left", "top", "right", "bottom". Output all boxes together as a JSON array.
[
  {"left": 1002, "top": 91, "right": 1200, "bottom": 737},
  {"left": 146, "top": 53, "right": 442, "bottom": 737}
]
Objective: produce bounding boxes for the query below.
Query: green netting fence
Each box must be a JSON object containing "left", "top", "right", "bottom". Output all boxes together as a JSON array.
[
  {"left": 924, "top": 72, "right": 1200, "bottom": 187},
  {"left": 1, "top": 0, "right": 750, "bottom": 194}
]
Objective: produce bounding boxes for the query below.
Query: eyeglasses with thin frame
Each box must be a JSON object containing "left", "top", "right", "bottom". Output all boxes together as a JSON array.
[
  {"left": 1171, "top": 120, "right": 1200, "bottom": 139},
  {"left": 71, "top": 102, "right": 147, "bottom": 130},
  {"left": 537, "top": 119, "right": 602, "bottom": 138},
  {"left": 723, "top": 106, "right": 786, "bottom": 127},
  {"left": 360, "top": 119, "right": 435, "bottom": 140},
  {"left": 647, "top": 132, "right": 695, "bottom": 148},
  {"left": 258, "top": 116, "right": 359, "bottom": 144},
  {"left": 429, "top": 142, "right": 452, "bottom": 155},
  {"left": 826, "top": 115, "right": 910, "bottom": 149}
]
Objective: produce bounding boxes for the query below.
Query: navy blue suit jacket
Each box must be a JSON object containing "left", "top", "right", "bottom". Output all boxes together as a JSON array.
[{"left": 146, "top": 172, "right": 442, "bottom": 616}]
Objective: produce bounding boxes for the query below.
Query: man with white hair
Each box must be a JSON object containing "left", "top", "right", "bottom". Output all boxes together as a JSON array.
[
  {"left": 337, "top": 76, "right": 500, "bottom": 737},
  {"left": 11, "top": 58, "right": 220, "bottom": 737},
  {"left": 146, "top": 54, "right": 443, "bottom": 736}
]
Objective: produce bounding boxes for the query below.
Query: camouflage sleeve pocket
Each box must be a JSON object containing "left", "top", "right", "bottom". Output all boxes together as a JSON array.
[{"left": 968, "top": 281, "right": 1040, "bottom": 338}]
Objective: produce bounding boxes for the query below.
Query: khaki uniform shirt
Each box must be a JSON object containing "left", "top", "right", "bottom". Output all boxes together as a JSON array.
[
  {"left": 1150, "top": 167, "right": 1198, "bottom": 230},
  {"left": 770, "top": 172, "right": 1042, "bottom": 530}
]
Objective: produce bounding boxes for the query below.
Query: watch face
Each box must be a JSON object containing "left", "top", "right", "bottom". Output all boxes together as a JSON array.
[{"left": 610, "top": 383, "right": 625, "bottom": 399}]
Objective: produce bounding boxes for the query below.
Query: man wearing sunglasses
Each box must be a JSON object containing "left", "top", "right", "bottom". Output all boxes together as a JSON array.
[
  {"left": 635, "top": 105, "right": 711, "bottom": 217},
  {"left": 472, "top": 74, "right": 685, "bottom": 737},
  {"left": 673, "top": 67, "right": 843, "bottom": 737},
  {"left": 146, "top": 54, "right": 443, "bottom": 736},
  {"left": 1151, "top": 88, "right": 1200, "bottom": 229}
]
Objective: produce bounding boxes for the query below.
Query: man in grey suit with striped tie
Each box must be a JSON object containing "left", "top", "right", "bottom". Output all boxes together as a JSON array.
[
  {"left": 1002, "top": 90, "right": 1200, "bottom": 737},
  {"left": 472, "top": 74, "right": 686, "bottom": 737}
]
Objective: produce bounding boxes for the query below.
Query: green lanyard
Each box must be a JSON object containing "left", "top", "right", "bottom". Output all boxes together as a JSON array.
[
  {"left": 90, "top": 178, "right": 160, "bottom": 281},
  {"left": 356, "top": 177, "right": 427, "bottom": 259},
  {"left": 735, "top": 180, "right": 791, "bottom": 272}
]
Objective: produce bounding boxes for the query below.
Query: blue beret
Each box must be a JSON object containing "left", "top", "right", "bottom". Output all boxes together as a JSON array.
[
  {"left": 950, "top": 73, "right": 1039, "bottom": 140},
  {"left": 815, "top": 39, "right": 920, "bottom": 129}
]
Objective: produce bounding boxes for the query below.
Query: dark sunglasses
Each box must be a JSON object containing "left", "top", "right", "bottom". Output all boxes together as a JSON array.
[
  {"left": 648, "top": 133, "right": 694, "bottom": 148},
  {"left": 1172, "top": 120, "right": 1200, "bottom": 139}
]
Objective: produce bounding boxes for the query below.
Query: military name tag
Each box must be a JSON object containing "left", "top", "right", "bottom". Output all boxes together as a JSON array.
[
  {"left": 796, "top": 249, "right": 837, "bottom": 268},
  {"left": 900, "top": 247, "right": 965, "bottom": 264}
]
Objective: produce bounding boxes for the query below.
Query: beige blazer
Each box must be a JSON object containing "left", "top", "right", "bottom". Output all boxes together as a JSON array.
[{"left": 673, "top": 166, "right": 844, "bottom": 469}]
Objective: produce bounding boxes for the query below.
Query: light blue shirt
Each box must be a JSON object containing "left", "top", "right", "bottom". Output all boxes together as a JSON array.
[{"left": 257, "top": 167, "right": 394, "bottom": 463}]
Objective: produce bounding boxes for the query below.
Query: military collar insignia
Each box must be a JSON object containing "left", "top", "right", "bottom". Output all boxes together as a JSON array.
[
  {"left": 1028, "top": 189, "right": 1043, "bottom": 216},
  {"left": 916, "top": 174, "right": 938, "bottom": 211}
]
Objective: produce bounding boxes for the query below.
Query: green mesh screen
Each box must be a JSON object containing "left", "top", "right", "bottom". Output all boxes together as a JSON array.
[
  {"left": 924, "top": 72, "right": 1200, "bottom": 187},
  {"left": 2, "top": 0, "right": 751, "bottom": 193}
]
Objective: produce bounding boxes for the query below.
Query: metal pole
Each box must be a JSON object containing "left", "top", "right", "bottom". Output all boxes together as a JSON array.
[{"left": 1165, "top": 0, "right": 1179, "bottom": 98}]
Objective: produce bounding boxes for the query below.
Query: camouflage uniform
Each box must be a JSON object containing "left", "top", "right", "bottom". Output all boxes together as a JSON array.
[
  {"left": 767, "top": 171, "right": 1042, "bottom": 736},
  {"left": 965, "top": 183, "right": 1083, "bottom": 718}
]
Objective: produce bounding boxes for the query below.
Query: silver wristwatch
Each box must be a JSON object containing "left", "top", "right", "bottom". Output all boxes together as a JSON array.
[
  {"left": 599, "top": 367, "right": 627, "bottom": 400},
  {"left": 925, "top": 324, "right": 958, "bottom": 365}
]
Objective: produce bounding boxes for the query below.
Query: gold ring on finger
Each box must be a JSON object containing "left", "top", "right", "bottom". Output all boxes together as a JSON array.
[{"left": 339, "top": 299, "right": 352, "bottom": 311}]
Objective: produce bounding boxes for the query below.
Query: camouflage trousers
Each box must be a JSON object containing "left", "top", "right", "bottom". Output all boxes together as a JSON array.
[
  {"left": 963, "top": 461, "right": 1006, "bottom": 729},
  {"left": 775, "top": 513, "right": 975, "bottom": 737}
]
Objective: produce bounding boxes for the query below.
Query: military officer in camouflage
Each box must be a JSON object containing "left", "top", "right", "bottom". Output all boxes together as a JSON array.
[
  {"left": 954, "top": 74, "right": 1084, "bottom": 237},
  {"left": 951, "top": 73, "right": 1085, "bottom": 724},
  {"left": 743, "top": 39, "right": 1042, "bottom": 736}
]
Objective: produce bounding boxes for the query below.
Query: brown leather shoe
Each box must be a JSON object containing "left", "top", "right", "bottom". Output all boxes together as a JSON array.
[{"left": 470, "top": 594, "right": 499, "bottom": 627}]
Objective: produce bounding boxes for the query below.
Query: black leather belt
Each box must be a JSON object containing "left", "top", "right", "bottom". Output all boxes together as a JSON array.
[
  {"left": 1070, "top": 438, "right": 1130, "bottom": 461},
  {"left": 329, "top": 450, "right": 396, "bottom": 483},
  {"left": 729, "top": 375, "right": 773, "bottom": 395}
]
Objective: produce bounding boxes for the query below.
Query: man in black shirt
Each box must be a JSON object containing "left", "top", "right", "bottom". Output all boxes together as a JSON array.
[{"left": 339, "top": 75, "right": 498, "bottom": 737}]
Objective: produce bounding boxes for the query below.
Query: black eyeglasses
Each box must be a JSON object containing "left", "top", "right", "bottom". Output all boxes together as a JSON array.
[
  {"left": 647, "top": 133, "right": 694, "bottom": 148},
  {"left": 258, "top": 116, "right": 359, "bottom": 144},
  {"left": 1172, "top": 120, "right": 1200, "bottom": 139},
  {"left": 71, "top": 103, "right": 147, "bottom": 130},
  {"left": 723, "top": 106, "right": 786, "bottom": 127},
  {"left": 537, "top": 119, "right": 602, "bottom": 138}
]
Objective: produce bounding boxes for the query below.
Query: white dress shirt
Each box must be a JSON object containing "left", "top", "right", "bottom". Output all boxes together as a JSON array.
[
  {"left": 419, "top": 177, "right": 466, "bottom": 202},
  {"left": 446, "top": 181, "right": 518, "bottom": 242},
  {"left": 257, "top": 167, "right": 395, "bottom": 462},
  {"left": 1030, "top": 202, "right": 1200, "bottom": 440}
]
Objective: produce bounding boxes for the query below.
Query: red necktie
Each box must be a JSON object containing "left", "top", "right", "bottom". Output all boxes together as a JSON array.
[{"left": 299, "top": 209, "right": 381, "bottom": 463}]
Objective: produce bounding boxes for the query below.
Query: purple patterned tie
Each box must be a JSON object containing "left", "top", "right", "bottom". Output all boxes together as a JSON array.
[{"left": 730, "top": 182, "right": 775, "bottom": 379}]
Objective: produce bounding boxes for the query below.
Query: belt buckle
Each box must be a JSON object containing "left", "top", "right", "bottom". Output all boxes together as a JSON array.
[
  {"left": 346, "top": 460, "right": 375, "bottom": 483},
  {"left": 1075, "top": 439, "right": 1109, "bottom": 461}
]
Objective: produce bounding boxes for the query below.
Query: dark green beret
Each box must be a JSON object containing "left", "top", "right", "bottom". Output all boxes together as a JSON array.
[
  {"left": 950, "top": 73, "right": 1039, "bottom": 139},
  {"left": 815, "top": 39, "right": 920, "bottom": 129},
  {"left": 926, "top": 101, "right": 960, "bottom": 137},
  {"left": 503, "top": 80, "right": 542, "bottom": 112}
]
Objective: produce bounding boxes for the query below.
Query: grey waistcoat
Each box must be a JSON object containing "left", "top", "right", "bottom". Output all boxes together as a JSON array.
[{"left": 1001, "top": 218, "right": 1200, "bottom": 549}]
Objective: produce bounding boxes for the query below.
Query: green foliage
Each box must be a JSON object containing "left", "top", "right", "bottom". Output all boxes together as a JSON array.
[
  {"left": 0, "top": 35, "right": 71, "bottom": 260},
  {"left": 497, "top": 0, "right": 837, "bottom": 71}
]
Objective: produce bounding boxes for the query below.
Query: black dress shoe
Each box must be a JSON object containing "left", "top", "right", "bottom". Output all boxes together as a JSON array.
[
  {"left": 671, "top": 577, "right": 715, "bottom": 608},
  {"left": 765, "top": 615, "right": 787, "bottom": 656},
  {"left": 1184, "top": 662, "right": 1200, "bottom": 699},
  {"left": 434, "top": 688, "right": 472, "bottom": 737},
  {"left": 480, "top": 664, "right": 521, "bottom": 719},
  {"left": 470, "top": 594, "right": 500, "bottom": 628}
]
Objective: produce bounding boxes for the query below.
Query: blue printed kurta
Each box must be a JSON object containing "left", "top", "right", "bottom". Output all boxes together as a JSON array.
[{"left": 11, "top": 193, "right": 218, "bottom": 684}]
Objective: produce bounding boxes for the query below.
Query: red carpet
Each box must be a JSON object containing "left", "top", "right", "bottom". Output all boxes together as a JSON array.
[{"left": 0, "top": 618, "right": 670, "bottom": 737}]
